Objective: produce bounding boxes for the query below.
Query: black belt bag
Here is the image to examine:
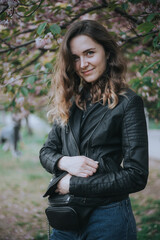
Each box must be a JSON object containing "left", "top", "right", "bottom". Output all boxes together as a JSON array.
[{"left": 43, "top": 172, "right": 93, "bottom": 231}]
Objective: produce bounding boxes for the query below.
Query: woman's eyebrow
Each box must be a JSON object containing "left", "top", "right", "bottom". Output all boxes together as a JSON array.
[
  {"left": 72, "top": 48, "right": 96, "bottom": 56},
  {"left": 82, "top": 48, "right": 96, "bottom": 53}
]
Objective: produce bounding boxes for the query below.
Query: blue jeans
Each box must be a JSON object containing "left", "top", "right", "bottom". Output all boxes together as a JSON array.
[{"left": 50, "top": 198, "right": 137, "bottom": 240}]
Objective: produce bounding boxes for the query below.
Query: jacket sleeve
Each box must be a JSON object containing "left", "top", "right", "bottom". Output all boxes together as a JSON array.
[
  {"left": 39, "top": 122, "right": 64, "bottom": 175},
  {"left": 69, "top": 95, "right": 149, "bottom": 197}
]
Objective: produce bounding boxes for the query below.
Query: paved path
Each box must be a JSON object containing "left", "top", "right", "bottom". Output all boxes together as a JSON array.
[{"left": 148, "top": 129, "right": 160, "bottom": 163}]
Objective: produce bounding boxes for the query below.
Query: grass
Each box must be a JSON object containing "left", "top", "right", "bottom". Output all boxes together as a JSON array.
[
  {"left": 0, "top": 127, "right": 160, "bottom": 239},
  {"left": 131, "top": 198, "right": 160, "bottom": 240},
  {"left": 0, "top": 128, "right": 50, "bottom": 240}
]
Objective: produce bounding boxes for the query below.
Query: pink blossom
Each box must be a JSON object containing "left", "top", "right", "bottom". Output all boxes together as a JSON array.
[
  {"left": 57, "top": 37, "right": 63, "bottom": 44},
  {"left": 147, "top": 95, "right": 158, "bottom": 102},
  {"left": 35, "top": 37, "right": 46, "bottom": 48},
  {"left": 81, "top": 13, "right": 97, "bottom": 21},
  {"left": 0, "top": 0, "right": 7, "bottom": 4},
  {"left": 35, "top": 33, "right": 53, "bottom": 49},
  {"left": 44, "top": 32, "right": 53, "bottom": 44},
  {"left": 0, "top": 19, "right": 10, "bottom": 27},
  {"left": 16, "top": 96, "right": 25, "bottom": 105},
  {"left": 35, "top": 86, "right": 42, "bottom": 95},
  {"left": 8, "top": 0, "right": 19, "bottom": 8}
]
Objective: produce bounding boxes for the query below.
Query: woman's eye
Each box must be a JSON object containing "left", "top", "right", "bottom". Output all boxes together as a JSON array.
[{"left": 87, "top": 51, "right": 94, "bottom": 56}]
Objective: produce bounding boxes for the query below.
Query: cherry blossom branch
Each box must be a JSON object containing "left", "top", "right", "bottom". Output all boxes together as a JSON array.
[
  {"left": 19, "top": 0, "right": 41, "bottom": 7},
  {"left": 0, "top": 40, "right": 35, "bottom": 54},
  {"left": 73, "top": 0, "right": 83, "bottom": 8},
  {"left": 114, "top": 7, "right": 143, "bottom": 25},
  {"left": 0, "top": 4, "right": 8, "bottom": 15},
  {"left": 121, "top": 30, "right": 159, "bottom": 46},
  {"left": 16, "top": 0, "right": 43, "bottom": 18},
  {"left": 13, "top": 50, "right": 46, "bottom": 73},
  {"left": 0, "top": 72, "right": 51, "bottom": 88},
  {"left": 62, "top": 2, "right": 108, "bottom": 29},
  {"left": 0, "top": 38, "right": 12, "bottom": 48},
  {"left": 3, "top": 29, "right": 35, "bottom": 42}
]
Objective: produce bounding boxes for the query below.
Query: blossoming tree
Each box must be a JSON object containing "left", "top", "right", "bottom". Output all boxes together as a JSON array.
[{"left": 0, "top": 0, "right": 159, "bottom": 120}]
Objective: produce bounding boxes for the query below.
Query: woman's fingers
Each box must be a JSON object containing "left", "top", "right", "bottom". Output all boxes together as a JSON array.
[
  {"left": 85, "top": 165, "right": 97, "bottom": 174},
  {"left": 58, "top": 155, "right": 99, "bottom": 177},
  {"left": 85, "top": 158, "right": 99, "bottom": 169}
]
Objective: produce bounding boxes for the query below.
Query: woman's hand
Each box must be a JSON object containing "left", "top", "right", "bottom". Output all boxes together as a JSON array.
[
  {"left": 55, "top": 174, "right": 71, "bottom": 195},
  {"left": 58, "top": 156, "right": 99, "bottom": 177}
]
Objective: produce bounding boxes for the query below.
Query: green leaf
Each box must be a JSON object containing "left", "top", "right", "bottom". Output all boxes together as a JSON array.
[
  {"left": 143, "top": 50, "right": 151, "bottom": 56},
  {"left": 66, "top": 6, "right": 72, "bottom": 11},
  {"left": 21, "top": 87, "right": 28, "bottom": 96},
  {"left": 143, "top": 33, "right": 154, "bottom": 44},
  {"left": 129, "top": 78, "right": 142, "bottom": 90},
  {"left": 11, "top": 99, "right": 16, "bottom": 107},
  {"left": 50, "top": 24, "right": 61, "bottom": 35},
  {"left": 29, "top": 106, "right": 35, "bottom": 113},
  {"left": 34, "top": 63, "right": 41, "bottom": 70},
  {"left": 37, "top": 23, "right": 47, "bottom": 35},
  {"left": 47, "top": 80, "right": 51, "bottom": 88},
  {"left": 45, "top": 62, "right": 53, "bottom": 70},
  {"left": 27, "top": 76, "right": 36, "bottom": 85},
  {"left": 153, "top": 36, "right": 158, "bottom": 48},
  {"left": 142, "top": 76, "right": 152, "bottom": 85},
  {"left": 148, "top": 0, "right": 158, "bottom": 4},
  {"left": 7, "top": 85, "right": 12, "bottom": 92},
  {"left": 137, "top": 22, "right": 154, "bottom": 33},
  {"left": 136, "top": 49, "right": 143, "bottom": 55},
  {"left": 29, "top": 88, "right": 35, "bottom": 93},
  {"left": 140, "top": 60, "right": 160, "bottom": 75},
  {"left": 147, "top": 13, "right": 156, "bottom": 22},
  {"left": 17, "top": 7, "right": 26, "bottom": 12},
  {"left": 122, "top": 3, "right": 128, "bottom": 10},
  {"left": 157, "top": 102, "right": 160, "bottom": 108},
  {"left": 0, "top": 12, "right": 7, "bottom": 21}
]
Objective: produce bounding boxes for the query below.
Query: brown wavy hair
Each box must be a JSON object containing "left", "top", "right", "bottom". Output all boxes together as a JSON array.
[{"left": 48, "top": 20, "right": 128, "bottom": 125}]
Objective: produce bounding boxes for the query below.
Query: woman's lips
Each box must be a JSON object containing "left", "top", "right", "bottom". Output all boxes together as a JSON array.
[{"left": 82, "top": 68, "right": 94, "bottom": 75}]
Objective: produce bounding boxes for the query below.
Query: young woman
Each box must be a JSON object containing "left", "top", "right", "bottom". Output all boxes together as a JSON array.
[{"left": 39, "top": 20, "right": 148, "bottom": 240}]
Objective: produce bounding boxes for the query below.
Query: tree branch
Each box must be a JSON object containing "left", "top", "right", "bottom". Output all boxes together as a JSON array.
[
  {"left": 3, "top": 29, "right": 35, "bottom": 42},
  {"left": 0, "top": 4, "right": 8, "bottom": 15},
  {"left": 0, "top": 38, "right": 12, "bottom": 48},
  {"left": 19, "top": 0, "right": 41, "bottom": 7},
  {"left": 0, "top": 40, "right": 35, "bottom": 54},
  {"left": 0, "top": 71, "right": 51, "bottom": 88},
  {"left": 13, "top": 50, "right": 46, "bottom": 73},
  {"left": 73, "top": 0, "right": 83, "bottom": 8},
  {"left": 114, "top": 7, "right": 143, "bottom": 25},
  {"left": 16, "top": 0, "right": 43, "bottom": 18},
  {"left": 61, "top": 2, "right": 108, "bottom": 29},
  {"left": 121, "top": 30, "right": 159, "bottom": 47}
]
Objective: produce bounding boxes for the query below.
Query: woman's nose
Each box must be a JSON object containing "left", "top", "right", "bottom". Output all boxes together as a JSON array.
[{"left": 80, "top": 57, "right": 88, "bottom": 68}]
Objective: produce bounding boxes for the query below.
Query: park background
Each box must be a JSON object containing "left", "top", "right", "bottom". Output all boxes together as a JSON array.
[{"left": 0, "top": 0, "right": 160, "bottom": 239}]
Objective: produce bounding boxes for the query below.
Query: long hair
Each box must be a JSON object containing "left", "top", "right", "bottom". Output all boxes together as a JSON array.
[{"left": 48, "top": 20, "right": 127, "bottom": 125}]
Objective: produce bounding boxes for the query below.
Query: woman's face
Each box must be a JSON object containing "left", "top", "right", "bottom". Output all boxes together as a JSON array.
[{"left": 70, "top": 35, "right": 107, "bottom": 83}]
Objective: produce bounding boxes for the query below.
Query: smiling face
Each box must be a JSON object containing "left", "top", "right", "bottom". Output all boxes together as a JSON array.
[{"left": 70, "top": 35, "right": 107, "bottom": 83}]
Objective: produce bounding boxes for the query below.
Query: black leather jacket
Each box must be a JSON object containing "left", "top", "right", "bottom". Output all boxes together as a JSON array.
[{"left": 39, "top": 88, "right": 148, "bottom": 206}]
